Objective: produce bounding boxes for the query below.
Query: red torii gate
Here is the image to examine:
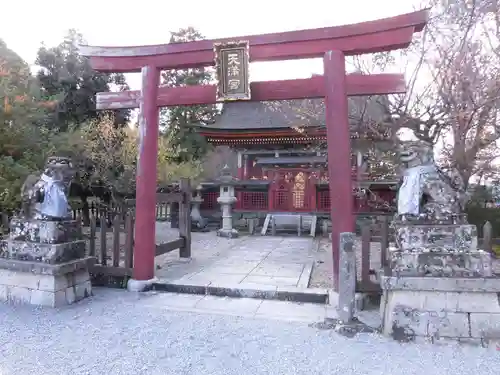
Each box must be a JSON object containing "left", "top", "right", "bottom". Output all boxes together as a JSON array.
[{"left": 80, "top": 9, "right": 427, "bottom": 290}]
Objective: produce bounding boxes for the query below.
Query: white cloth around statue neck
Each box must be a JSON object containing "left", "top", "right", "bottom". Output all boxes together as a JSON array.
[
  {"left": 39, "top": 173, "right": 69, "bottom": 218},
  {"left": 397, "top": 165, "right": 436, "bottom": 215}
]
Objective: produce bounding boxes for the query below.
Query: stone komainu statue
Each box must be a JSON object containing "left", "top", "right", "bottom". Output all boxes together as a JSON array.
[
  {"left": 20, "top": 156, "right": 76, "bottom": 220},
  {"left": 396, "top": 141, "right": 468, "bottom": 218}
]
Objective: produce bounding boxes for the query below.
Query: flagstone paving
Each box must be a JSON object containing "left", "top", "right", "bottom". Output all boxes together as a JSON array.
[
  {"left": 155, "top": 224, "right": 316, "bottom": 288},
  {"left": 154, "top": 222, "right": 386, "bottom": 291}
]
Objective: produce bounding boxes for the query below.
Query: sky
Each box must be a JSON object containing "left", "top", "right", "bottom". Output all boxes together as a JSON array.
[{"left": 1, "top": 0, "right": 422, "bottom": 90}]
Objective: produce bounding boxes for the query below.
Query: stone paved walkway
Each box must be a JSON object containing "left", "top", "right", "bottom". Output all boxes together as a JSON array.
[{"left": 155, "top": 223, "right": 316, "bottom": 288}]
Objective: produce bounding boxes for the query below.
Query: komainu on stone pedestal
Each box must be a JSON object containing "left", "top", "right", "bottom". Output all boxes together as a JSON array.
[
  {"left": 20, "top": 156, "right": 75, "bottom": 221},
  {"left": 0, "top": 156, "right": 95, "bottom": 307},
  {"left": 380, "top": 142, "right": 500, "bottom": 346},
  {"left": 396, "top": 141, "right": 468, "bottom": 220}
]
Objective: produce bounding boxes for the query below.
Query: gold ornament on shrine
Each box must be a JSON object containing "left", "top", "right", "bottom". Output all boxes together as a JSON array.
[{"left": 213, "top": 40, "right": 251, "bottom": 102}]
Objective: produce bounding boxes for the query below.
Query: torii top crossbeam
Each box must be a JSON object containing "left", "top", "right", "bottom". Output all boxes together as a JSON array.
[{"left": 80, "top": 9, "right": 428, "bottom": 72}]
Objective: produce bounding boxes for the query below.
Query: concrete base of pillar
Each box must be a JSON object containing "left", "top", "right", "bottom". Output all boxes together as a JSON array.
[
  {"left": 217, "top": 228, "right": 239, "bottom": 238},
  {"left": 127, "top": 277, "right": 157, "bottom": 292}
]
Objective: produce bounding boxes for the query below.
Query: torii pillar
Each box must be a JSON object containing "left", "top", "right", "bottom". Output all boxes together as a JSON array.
[{"left": 130, "top": 66, "right": 160, "bottom": 287}]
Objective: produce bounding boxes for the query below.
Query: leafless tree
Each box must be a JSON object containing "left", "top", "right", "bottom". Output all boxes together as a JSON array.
[
  {"left": 267, "top": 0, "right": 500, "bottom": 188},
  {"left": 358, "top": 0, "right": 500, "bottom": 189}
]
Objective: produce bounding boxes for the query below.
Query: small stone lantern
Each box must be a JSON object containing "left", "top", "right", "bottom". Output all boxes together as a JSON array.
[
  {"left": 191, "top": 184, "right": 208, "bottom": 232},
  {"left": 216, "top": 165, "right": 238, "bottom": 238},
  {"left": 191, "top": 184, "right": 204, "bottom": 220}
]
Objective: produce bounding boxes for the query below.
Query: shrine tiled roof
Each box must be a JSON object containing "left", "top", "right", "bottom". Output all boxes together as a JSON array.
[
  {"left": 198, "top": 96, "right": 389, "bottom": 132},
  {"left": 201, "top": 101, "right": 304, "bottom": 130}
]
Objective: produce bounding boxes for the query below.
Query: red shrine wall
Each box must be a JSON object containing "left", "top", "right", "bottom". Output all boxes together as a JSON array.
[
  {"left": 239, "top": 153, "right": 358, "bottom": 181},
  {"left": 199, "top": 149, "right": 396, "bottom": 214},
  {"left": 201, "top": 149, "right": 361, "bottom": 181}
]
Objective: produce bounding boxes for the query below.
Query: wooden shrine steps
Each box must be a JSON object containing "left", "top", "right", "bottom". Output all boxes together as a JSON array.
[{"left": 261, "top": 213, "right": 317, "bottom": 237}]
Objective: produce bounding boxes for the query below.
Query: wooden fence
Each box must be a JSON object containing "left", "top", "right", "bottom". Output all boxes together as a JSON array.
[
  {"left": 356, "top": 216, "right": 390, "bottom": 293},
  {"left": 88, "top": 178, "right": 192, "bottom": 282},
  {"left": 1, "top": 178, "right": 192, "bottom": 284}
]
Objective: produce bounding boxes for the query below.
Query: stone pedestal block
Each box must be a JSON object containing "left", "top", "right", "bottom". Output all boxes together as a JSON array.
[
  {"left": 380, "top": 275, "right": 500, "bottom": 344},
  {"left": 9, "top": 218, "right": 83, "bottom": 244},
  {"left": 2, "top": 218, "right": 87, "bottom": 264},
  {"left": 394, "top": 223, "right": 477, "bottom": 252},
  {"left": 389, "top": 248, "right": 492, "bottom": 277},
  {"left": 6, "top": 240, "right": 87, "bottom": 264},
  {"left": 0, "top": 257, "right": 95, "bottom": 307}
]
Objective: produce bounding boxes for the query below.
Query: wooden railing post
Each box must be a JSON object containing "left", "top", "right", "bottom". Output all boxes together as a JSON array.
[
  {"left": 1, "top": 213, "right": 9, "bottom": 233},
  {"left": 380, "top": 215, "right": 389, "bottom": 271},
  {"left": 483, "top": 221, "right": 493, "bottom": 253},
  {"left": 171, "top": 201, "right": 180, "bottom": 228},
  {"left": 360, "top": 224, "right": 371, "bottom": 286},
  {"left": 100, "top": 210, "right": 107, "bottom": 265},
  {"left": 179, "top": 178, "right": 192, "bottom": 258},
  {"left": 89, "top": 215, "right": 96, "bottom": 257},
  {"left": 124, "top": 212, "right": 134, "bottom": 270},
  {"left": 112, "top": 215, "right": 121, "bottom": 267},
  {"left": 166, "top": 203, "right": 172, "bottom": 222}
]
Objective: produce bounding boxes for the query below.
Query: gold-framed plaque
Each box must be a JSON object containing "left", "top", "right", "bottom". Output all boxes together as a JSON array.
[{"left": 214, "top": 40, "right": 250, "bottom": 102}]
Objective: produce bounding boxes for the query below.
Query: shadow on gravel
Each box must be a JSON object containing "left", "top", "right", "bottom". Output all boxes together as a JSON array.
[{"left": 310, "top": 317, "right": 378, "bottom": 338}]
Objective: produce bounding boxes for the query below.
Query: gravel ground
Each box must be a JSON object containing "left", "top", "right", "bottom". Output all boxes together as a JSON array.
[{"left": 0, "top": 288, "right": 498, "bottom": 375}]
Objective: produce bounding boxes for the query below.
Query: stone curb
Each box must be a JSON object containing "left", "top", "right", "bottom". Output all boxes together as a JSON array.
[{"left": 152, "top": 280, "right": 329, "bottom": 304}]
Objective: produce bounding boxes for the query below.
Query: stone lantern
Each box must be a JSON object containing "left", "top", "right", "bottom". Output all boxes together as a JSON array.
[
  {"left": 191, "top": 184, "right": 208, "bottom": 232},
  {"left": 216, "top": 165, "right": 238, "bottom": 238}
]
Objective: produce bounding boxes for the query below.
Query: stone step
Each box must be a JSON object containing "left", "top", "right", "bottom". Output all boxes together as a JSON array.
[
  {"left": 261, "top": 213, "right": 318, "bottom": 237},
  {"left": 152, "top": 279, "right": 329, "bottom": 304},
  {"left": 261, "top": 214, "right": 272, "bottom": 235}
]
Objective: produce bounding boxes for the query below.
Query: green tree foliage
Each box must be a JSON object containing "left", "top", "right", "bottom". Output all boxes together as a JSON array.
[
  {"left": 35, "top": 29, "right": 130, "bottom": 130},
  {"left": 0, "top": 39, "right": 53, "bottom": 213},
  {"left": 160, "top": 27, "right": 219, "bottom": 162},
  {"left": 0, "top": 34, "right": 204, "bottom": 219},
  {"left": 55, "top": 115, "right": 202, "bottom": 201}
]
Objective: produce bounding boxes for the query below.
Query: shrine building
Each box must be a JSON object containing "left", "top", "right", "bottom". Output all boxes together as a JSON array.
[{"left": 196, "top": 97, "right": 397, "bottom": 220}]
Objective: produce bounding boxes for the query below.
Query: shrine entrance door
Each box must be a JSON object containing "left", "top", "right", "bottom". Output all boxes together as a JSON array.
[{"left": 268, "top": 169, "right": 316, "bottom": 212}]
